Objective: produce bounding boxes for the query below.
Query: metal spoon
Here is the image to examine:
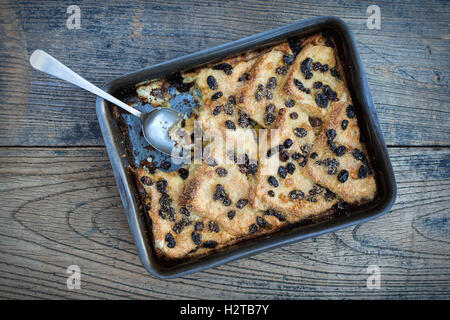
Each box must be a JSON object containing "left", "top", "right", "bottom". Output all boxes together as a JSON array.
[{"left": 29, "top": 49, "right": 182, "bottom": 157}]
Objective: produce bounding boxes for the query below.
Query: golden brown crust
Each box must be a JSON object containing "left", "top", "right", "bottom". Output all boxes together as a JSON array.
[{"left": 131, "top": 32, "right": 378, "bottom": 260}]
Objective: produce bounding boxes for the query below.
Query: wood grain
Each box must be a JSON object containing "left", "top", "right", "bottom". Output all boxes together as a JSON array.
[
  {"left": 0, "top": 0, "right": 448, "bottom": 146},
  {"left": 0, "top": 0, "right": 448, "bottom": 300},
  {"left": 0, "top": 147, "right": 448, "bottom": 299}
]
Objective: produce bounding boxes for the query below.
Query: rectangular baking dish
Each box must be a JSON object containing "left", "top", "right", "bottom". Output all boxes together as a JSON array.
[{"left": 96, "top": 16, "right": 397, "bottom": 279}]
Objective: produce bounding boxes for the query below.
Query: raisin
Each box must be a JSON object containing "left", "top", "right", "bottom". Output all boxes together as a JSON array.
[
  {"left": 255, "top": 92, "right": 262, "bottom": 101},
  {"left": 337, "top": 170, "right": 349, "bottom": 183},
  {"left": 165, "top": 233, "right": 176, "bottom": 248},
  {"left": 327, "top": 166, "right": 338, "bottom": 175},
  {"left": 294, "top": 79, "right": 307, "bottom": 92},
  {"left": 268, "top": 176, "right": 279, "bottom": 187},
  {"left": 279, "top": 150, "right": 290, "bottom": 162},
  {"left": 268, "top": 190, "right": 275, "bottom": 197},
  {"left": 310, "top": 152, "right": 318, "bottom": 159},
  {"left": 292, "top": 152, "right": 301, "bottom": 160},
  {"left": 202, "top": 241, "right": 218, "bottom": 248},
  {"left": 341, "top": 119, "right": 349, "bottom": 130},
  {"left": 249, "top": 224, "right": 259, "bottom": 233},
  {"left": 294, "top": 127, "right": 307, "bottom": 138},
  {"left": 257, "top": 84, "right": 264, "bottom": 92},
  {"left": 228, "top": 95, "right": 236, "bottom": 105},
  {"left": 159, "top": 193, "right": 172, "bottom": 207},
  {"left": 227, "top": 210, "right": 236, "bottom": 219},
  {"left": 298, "top": 155, "right": 308, "bottom": 167},
  {"left": 212, "top": 105, "right": 222, "bottom": 116},
  {"left": 285, "top": 99, "right": 295, "bottom": 108},
  {"left": 236, "top": 199, "right": 249, "bottom": 209},
  {"left": 290, "top": 112, "right": 298, "bottom": 119},
  {"left": 265, "top": 103, "right": 276, "bottom": 113},
  {"left": 173, "top": 221, "right": 184, "bottom": 234},
  {"left": 353, "top": 148, "right": 367, "bottom": 162},
  {"left": 238, "top": 114, "right": 250, "bottom": 128},
  {"left": 276, "top": 66, "right": 288, "bottom": 75},
  {"left": 320, "top": 64, "right": 329, "bottom": 72},
  {"left": 286, "top": 162, "right": 296, "bottom": 174},
  {"left": 160, "top": 161, "right": 171, "bottom": 170},
  {"left": 141, "top": 176, "right": 153, "bottom": 186},
  {"left": 326, "top": 129, "right": 337, "bottom": 141},
  {"left": 301, "top": 144, "right": 312, "bottom": 154},
  {"left": 331, "top": 67, "right": 340, "bottom": 79},
  {"left": 256, "top": 216, "right": 267, "bottom": 228},
  {"left": 211, "top": 91, "right": 223, "bottom": 101},
  {"left": 283, "top": 139, "right": 293, "bottom": 149},
  {"left": 180, "top": 207, "right": 190, "bottom": 216},
  {"left": 301, "top": 58, "right": 313, "bottom": 73},
  {"left": 278, "top": 166, "right": 288, "bottom": 179},
  {"left": 266, "top": 77, "right": 277, "bottom": 89},
  {"left": 156, "top": 179, "right": 167, "bottom": 193},
  {"left": 312, "top": 62, "right": 322, "bottom": 71},
  {"left": 304, "top": 72, "right": 313, "bottom": 80},
  {"left": 247, "top": 162, "right": 258, "bottom": 175},
  {"left": 223, "top": 197, "right": 232, "bottom": 206},
  {"left": 158, "top": 209, "right": 167, "bottom": 219},
  {"left": 315, "top": 93, "right": 328, "bottom": 108},
  {"left": 166, "top": 207, "right": 176, "bottom": 221},
  {"left": 195, "top": 222, "right": 204, "bottom": 231},
  {"left": 313, "top": 81, "right": 323, "bottom": 89},
  {"left": 323, "top": 85, "right": 338, "bottom": 101},
  {"left": 264, "top": 209, "right": 286, "bottom": 222},
  {"left": 310, "top": 185, "right": 324, "bottom": 196},
  {"left": 267, "top": 146, "right": 278, "bottom": 158},
  {"left": 214, "top": 184, "right": 226, "bottom": 201},
  {"left": 192, "top": 232, "right": 202, "bottom": 245},
  {"left": 347, "top": 105, "right": 355, "bottom": 118},
  {"left": 208, "top": 221, "right": 220, "bottom": 233},
  {"left": 324, "top": 158, "right": 339, "bottom": 170},
  {"left": 178, "top": 168, "right": 189, "bottom": 180},
  {"left": 358, "top": 164, "right": 370, "bottom": 178},
  {"left": 334, "top": 145, "right": 347, "bottom": 157},
  {"left": 323, "top": 189, "right": 336, "bottom": 202},
  {"left": 213, "top": 63, "right": 233, "bottom": 75},
  {"left": 207, "top": 75, "right": 218, "bottom": 90},
  {"left": 238, "top": 73, "right": 250, "bottom": 81},
  {"left": 216, "top": 167, "right": 228, "bottom": 177},
  {"left": 265, "top": 113, "right": 275, "bottom": 126},
  {"left": 327, "top": 139, "right": 337, "bottom": 152},
  {"left": 309, "top": 117, "right": 322, "bottom": 127},
  {"left": 264, "top": 89, "right": 273, "bottom": 100},
  {"left": 289, "top": 190, "right": 305, "bottom": 200},
  {"left": 225, "top": 120, "right": 236, "bottom": 130},
  {"left": 283, "top": 54, "right": 295, "bottom": 65}
]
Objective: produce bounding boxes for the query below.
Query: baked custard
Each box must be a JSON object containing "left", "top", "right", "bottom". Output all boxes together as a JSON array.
[{"left": 131, "top": 31, "right": 376, "bottom": 260}]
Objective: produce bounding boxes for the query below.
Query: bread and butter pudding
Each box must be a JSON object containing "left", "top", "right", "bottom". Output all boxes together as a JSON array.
[{"left": 130, "top": 31, "right": 377, "bottom": 260}]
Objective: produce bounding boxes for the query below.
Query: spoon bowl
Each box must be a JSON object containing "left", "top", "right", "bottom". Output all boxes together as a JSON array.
[{"left": 141, "top": 107, "right": 181, "bottom": 156}]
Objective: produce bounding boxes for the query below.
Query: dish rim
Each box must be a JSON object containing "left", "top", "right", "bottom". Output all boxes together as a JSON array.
[{"left": 95, "top": 16, "right": 397, "bottom": 279}]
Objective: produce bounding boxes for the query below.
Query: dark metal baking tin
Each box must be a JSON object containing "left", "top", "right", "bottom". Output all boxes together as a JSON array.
[{"left": 96, "top": 16, "right": 397, "bottom": 279}]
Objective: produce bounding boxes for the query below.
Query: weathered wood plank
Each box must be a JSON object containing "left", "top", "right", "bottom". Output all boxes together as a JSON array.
[
  {"left": 0, "top": 0, "right": 448, "bottom": 146},
  {"left": 0, "top": 146, "right": 448, "bottom": 299}
]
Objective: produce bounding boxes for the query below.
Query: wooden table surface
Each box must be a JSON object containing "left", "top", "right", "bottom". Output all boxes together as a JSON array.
[{"left": 0, "top": 0, "right": 449, "bottom": 299}]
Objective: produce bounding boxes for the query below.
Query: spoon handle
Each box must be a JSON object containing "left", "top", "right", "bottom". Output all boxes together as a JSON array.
[{"left": 29, "top": 50, "right": 142, "bottom": 118}]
